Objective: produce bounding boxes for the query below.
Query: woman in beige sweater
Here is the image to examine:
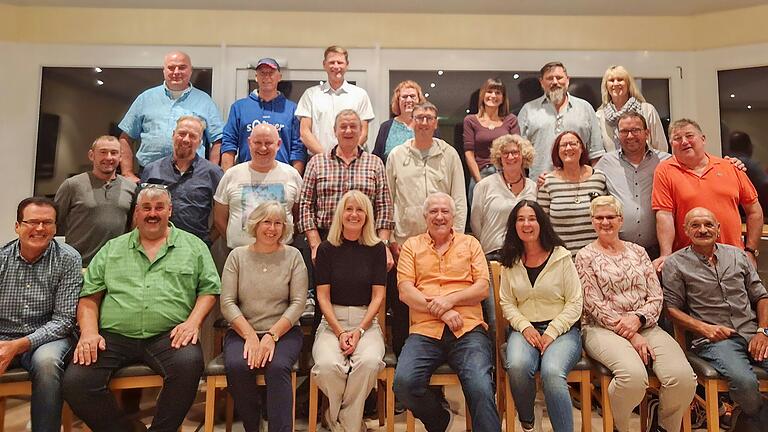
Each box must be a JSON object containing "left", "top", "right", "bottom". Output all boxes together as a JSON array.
[{"left": 220, "top": 200, "right": 308, "bottom": 432}]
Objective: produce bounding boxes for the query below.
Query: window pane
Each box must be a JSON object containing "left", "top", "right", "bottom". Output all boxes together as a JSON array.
[
  {"left": 35, "top": 67, "right": 212, "bottom": 197},
  {"left": 718, "top": 66, "right": 768, "bottom": 219}
]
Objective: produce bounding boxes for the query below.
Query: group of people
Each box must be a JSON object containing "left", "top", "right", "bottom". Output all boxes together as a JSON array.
[{"left": 0, "top": 43, "right": 767, "bottom": 432}]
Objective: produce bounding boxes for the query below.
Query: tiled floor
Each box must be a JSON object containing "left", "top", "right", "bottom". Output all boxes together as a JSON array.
[{"left": 2, "top": 385, "right": 709, "bottom": 431}]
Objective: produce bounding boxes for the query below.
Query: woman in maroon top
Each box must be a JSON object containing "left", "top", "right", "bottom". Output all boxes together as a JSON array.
[{"left": 464, "top": 78, "right": 520, "bottom": 205}]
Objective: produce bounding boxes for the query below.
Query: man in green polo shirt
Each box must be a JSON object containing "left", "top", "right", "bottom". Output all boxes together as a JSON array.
[{"left": 62, "top": 186, "right": 220, "bottom": 432}]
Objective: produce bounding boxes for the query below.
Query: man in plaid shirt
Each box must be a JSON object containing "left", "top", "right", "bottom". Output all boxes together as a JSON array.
[{"left": 0, "top": 197, "right": 83, "bottom": 432}]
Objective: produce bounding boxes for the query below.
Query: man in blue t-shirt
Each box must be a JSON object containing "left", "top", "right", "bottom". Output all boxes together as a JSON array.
[{"left": 221, "top": 57, "right": 306, "bottom": 174}]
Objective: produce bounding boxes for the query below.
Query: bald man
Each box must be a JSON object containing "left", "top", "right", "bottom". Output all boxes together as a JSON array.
[
  {"left": 119, "top": 51, "right": 224, "bottom": 182},
  {"left": 663, "top": 207, "right": 768, "bottom": 431},
  {"left": 214, "top": 123, "right": 303, "bottom": 250}
]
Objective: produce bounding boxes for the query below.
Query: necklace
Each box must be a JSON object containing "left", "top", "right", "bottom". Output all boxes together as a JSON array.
[{"left": 503, "top": 172, "right": 524, "bottom": 192}]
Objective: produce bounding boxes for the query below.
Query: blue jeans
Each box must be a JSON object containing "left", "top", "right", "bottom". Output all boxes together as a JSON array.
[
  {"left": 223, "top": 327, "right": 303, "bottom": 432},
  {"left": 9, "top": 337, "right": 73, "bottom": 432},
  {"left": 505, "top": 324, "right": 582, "bottom": 432},
  {"left": 63, "top": 330, "right": 204, "bottom": 432},
  {"left": 393, "top": 326, "right": 501, "bottom": 432},
  {"left": 695, "top": 336, "right": 768, "bottom": 429}
]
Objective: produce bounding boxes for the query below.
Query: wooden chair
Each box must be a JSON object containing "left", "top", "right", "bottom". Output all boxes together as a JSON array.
[
  {"left": 671, "top": 320, "right": 768, "bottom": 432},
  {"left": 591, "top": 359, "right": 693, "bottom": 432},
  {"left": 489, "top": 261, "right": 593, "bottom": 432},
  {"left": 0, "top": 368, "right": 73, "bottom": 432},
  {"left": 308, "top": 300, "right": 395, "bottom": 432},
  {"left": 203, "top": 354, "right": 298, "bottom": 432}
]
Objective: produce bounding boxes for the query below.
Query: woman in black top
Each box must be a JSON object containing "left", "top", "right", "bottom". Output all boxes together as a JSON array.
[{"left": 311, "top": 190, "right": 387, "bottom": 432}]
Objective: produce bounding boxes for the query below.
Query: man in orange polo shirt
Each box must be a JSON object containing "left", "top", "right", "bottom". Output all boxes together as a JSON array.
[
  {"left": 652, "top": 118, "right": 763, "bottom": 271},
  {"left": 393, "top": 192, "right": 501, "bottom": 432}
]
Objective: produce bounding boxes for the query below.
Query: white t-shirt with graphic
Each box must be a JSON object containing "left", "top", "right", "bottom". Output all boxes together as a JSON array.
[{"left": 214, "top": 161, "right": 303, "bottom": 248}]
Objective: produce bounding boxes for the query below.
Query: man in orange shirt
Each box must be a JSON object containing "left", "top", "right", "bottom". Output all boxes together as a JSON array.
[
  {"left": 652, "top": 118, "right": 762, "bottom": 271},
  {"left": 393, "top": 192, "right": 501, "bottom": 432}
]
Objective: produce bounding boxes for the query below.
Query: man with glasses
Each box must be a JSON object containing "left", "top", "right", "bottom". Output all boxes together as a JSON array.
[
  {"left": 652, "top": 118, "right": 763, "bottom": 271},
  {"left": 385, "top": 102, "right": 466, "bottom": 355},
  {"left": 118, "top": 51, "right": 224, "bottom": 182},
  {"left": 141, "top": 115, "right": 224, "bottom": 246},
  {"left": 54, "top": 135, "right": 137, "bottom": 266},
  {"left": 0, "top": 197, "right": 82, "bottom": 432},
  {"left": 518, "top": 61, "right": 604, "bottom": 180},
  {"left": 63, "top": 186, "right": 220, "bottom": 432},
  {"left": 221, "top": 58, "right": 306, "bottom": 173},
  {"left": 595, "top": 112, "right": 671, "bottom": 261}
]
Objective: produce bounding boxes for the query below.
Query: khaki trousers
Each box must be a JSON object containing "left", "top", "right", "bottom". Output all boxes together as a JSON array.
[
  {"left": 583, "top": 325, "right": 697, "bottom": 432},
  {"left": 311, "top": 305, "right": 385, "bottom": 432}
]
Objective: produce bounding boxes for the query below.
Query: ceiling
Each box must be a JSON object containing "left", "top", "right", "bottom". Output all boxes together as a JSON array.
[{"left": 4, "top": 0, "right": 768, "bottom": 16}]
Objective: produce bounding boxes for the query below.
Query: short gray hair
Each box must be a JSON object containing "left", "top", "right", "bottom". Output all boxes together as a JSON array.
[
  {"left": 422, "top": 192, "right": 455, "bottom": 215},
  {"left": 137, "top": 185, "right": 172, "bottom": 204},
  {"left": 245, "top": 201, "right": 293, "bottom": 244}
]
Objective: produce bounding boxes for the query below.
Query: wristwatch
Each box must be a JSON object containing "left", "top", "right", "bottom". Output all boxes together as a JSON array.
[
  {"left": 635, "top": 313, "right": 647, "bottom": 328},
  {"left": 745, "top": 247, "right": 760, "bottom": 257},
  {"left": 357, "top": 327, "right": 366, "bottom": 337},
  {"left": 267, "top": 331, "right": 279, "bottom": 342},
  {"left": 757, "top": 327, "right": 768, "bottom": 337}
]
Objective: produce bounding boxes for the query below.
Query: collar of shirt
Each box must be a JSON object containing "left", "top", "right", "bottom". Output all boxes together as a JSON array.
[
  {"left": 13, "top": 239, "right": 54, "bottom": 264},
  {"left": 426, "top": 229, "right": 456, "bottom": 252},
  {"left": 163, "top": 83, "right": 193, "bottom": 100},
  {"left": 330, "top": 145, "right": 363, "bottom": 163},
  {"left": 670, "top": 152, "right": 721, "bottom": 174},
  {"left": 321, "top": 80, "right": 350, "bottom": 95},
  {"left": 172, "top": 154, "right": 200, "bottom": 175},
  {"left": 688, "top": 243, "right": 721, "bottom": 264},
  {"left": 538, "top": 92, "right": 574, "bottom": 110},
  {"left": 254, "top": 90, "right": 284, "bottom": 104},
  {"left": 617, "top": 146, "right": 654, "bottom": 164}
]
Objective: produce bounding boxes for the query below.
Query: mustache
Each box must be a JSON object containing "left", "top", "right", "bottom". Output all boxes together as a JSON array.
[{"left": 144, "top": 217, "right": 161, "bottom": 223}]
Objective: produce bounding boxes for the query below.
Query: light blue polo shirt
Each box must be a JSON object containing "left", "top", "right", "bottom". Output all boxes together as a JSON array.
[{"left": 118, "top": 84, "right": 224, "bottom": 167}]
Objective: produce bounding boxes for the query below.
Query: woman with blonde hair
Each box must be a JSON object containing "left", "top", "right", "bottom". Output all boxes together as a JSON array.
[
  {"left": 373, "top": 80, "right": 431, "bottom": 162},
  {"left": 596, "top": 65, "right": 667, "bottom": 152},
  {"left": 463, "top": 78, "right": 520, "bottom": 204},
  {"left": 312, "top": 190, "right": 387, "bottom": 432},
  {"left": 221, "top": 200, "right": 308, "bottom": 432}
]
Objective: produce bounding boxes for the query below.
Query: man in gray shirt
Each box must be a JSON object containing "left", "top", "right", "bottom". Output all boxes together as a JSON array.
[
  {"left": 518, "top": 61, "right": 605, "bottom": 180},
  {"left": 54, "top": 135, "right": 137, "bottom": 266},
  {"left": 663, "top": 207, "right": 768, "bottom": 431},
  {"left": 595, "top": 112, "right": 670, "bottom": 260}
]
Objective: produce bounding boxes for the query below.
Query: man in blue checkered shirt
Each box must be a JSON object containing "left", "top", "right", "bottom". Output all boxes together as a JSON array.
[{"left": 0, "top": 197, "right": 82, "bottom": 432}]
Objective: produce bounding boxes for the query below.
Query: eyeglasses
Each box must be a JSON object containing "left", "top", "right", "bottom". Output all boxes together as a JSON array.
[
  {"left": 414, "top": 115, "right": 436, "bottom": 122},
  {"left": 399, "top": 94, "right": 418, "bottom": 100},
  {"left": 558, "top": 141, "right": 581, "bottom": 149},
  {"left": 21, "top": 219, "right": 55, "bottom": 228},
  {"left": 618, "top": 128, "right": 645, "bottom": 137},
  {"left": 501, "top": 150, "right": 521, "bottom": 158}
]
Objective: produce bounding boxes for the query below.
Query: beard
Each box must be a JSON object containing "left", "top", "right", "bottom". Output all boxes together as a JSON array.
[{"left": 546, "top": 86, "right": 566, "bottom": 106}]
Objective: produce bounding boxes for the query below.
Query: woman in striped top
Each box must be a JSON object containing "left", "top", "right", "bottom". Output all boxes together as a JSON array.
[{"left": 537, "top": 130, "right": 607, "bottom": 256}]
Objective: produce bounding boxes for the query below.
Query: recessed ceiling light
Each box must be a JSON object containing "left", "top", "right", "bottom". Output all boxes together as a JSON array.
[
  {"left": 465, "top": 109, "right": 470, "bottom": 113},
  {"left": 94, "top": 67, "right": 103, "bottom": 73},
  {"left": 430, "top": 83, "right": 436, "bottom": 88},
  {"left": 437, "top": 70, "right": 444, "bottom": 76},
  {"left": 748, "top": 105, "right": 752, "bottom": 109},
  {"left": 424, "top": 93, "right": 430, "bottom": 98},
  {"left": 730, "top": 94, "right": 735, "bottom": 98},
  {"left": 513, "top": 73, "right": 520, "bottom": 80},
  {"left": 96, "top": 80, "right": 104, "bottom": 86}
]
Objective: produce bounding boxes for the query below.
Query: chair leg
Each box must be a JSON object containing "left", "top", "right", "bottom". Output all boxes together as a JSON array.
[
  {"left": 0, "top": 396, "right": 6, "bottom": 432},
  {"left": 61, "top": 402, "right": 73, "bottom": 432},
  {"left": 308, "top": 375, "right": 318, "bottom": 432},
  {"left": 465, "top": 401, "right": 472, "bottom": 431},
  {"left": 682, "top": 400, "right": 692, "bottom": 432},
  {"left": 580, "top": 372, "right": 592, "bottom": 432},
  {"left": 704, "top": 380, "right": 719, "bottom": 432},
  {"left": 204, "top": 378, "right": 216, "bottom": 432},
  {"left": 600, "top": 375, "right": 614, "bottom": 432},
  {"left": 406, "top": 410, "right": 415, "bottom": 432},
  {"left": 386, "top": 369, "right": 395, "bottom": 432},
  {"left": 640, "top": 392, "right": 649, "bottom": 432},
  {"left": 505, "top": 375, "right": 515, "bottom": 432},
  {"left": 291, "top": 372, "right": 297, "bottom": 432},
  {"left": 377, "top": 379, "right": 385, "bottom": 427},
  {"left": 225, "top": 391, "right": 234, "bottom": 432}
]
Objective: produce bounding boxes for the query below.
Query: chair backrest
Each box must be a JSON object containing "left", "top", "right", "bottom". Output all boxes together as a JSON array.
[
  {"left": 490, "top": 261, "right": 506, "bottom": 363},
  {"left": 378, "top": 289, "right": 387, "bottom": 341}
]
